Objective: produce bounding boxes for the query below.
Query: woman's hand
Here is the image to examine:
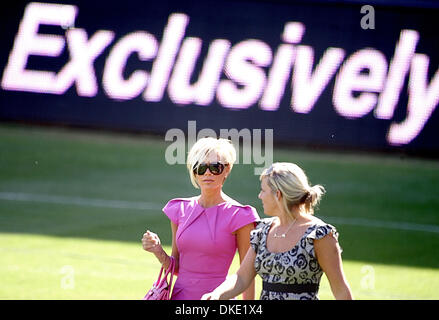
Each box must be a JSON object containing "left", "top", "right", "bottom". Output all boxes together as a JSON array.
[{"left": 142, "top": 230, "right": 162, "bottom": 254}]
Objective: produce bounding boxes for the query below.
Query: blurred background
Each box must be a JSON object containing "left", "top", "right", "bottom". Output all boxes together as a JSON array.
[{"left": 0, "top": 0, "right": 438, "bottom": 299}]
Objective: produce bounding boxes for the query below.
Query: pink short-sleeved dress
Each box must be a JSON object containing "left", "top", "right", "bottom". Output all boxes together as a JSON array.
[{"left": 163, "top": 197, "right": 260, "bottom": 300}]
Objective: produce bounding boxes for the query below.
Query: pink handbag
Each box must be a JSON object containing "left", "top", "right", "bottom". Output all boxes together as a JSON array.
[{"left": 143, "top": 257, "right": 176, "bottom": 300}]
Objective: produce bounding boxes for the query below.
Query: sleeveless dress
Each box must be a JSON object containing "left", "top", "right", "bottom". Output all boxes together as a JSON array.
[
  {"left": 250, "top": 217, "right": 339, "bottom": 300},
  {"left": 163, "top": 197, "right": 260, "bottom": 300}
]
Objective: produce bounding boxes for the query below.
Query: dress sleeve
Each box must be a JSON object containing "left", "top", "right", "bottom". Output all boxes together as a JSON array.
[
  {"left": 249, "top": 220, "right": 264, "bottom": 252},
  {"left": 306, "top": 222, "right": 342, "bottom": 255},
  {"left": 162, "top": 199, "right": 182, "bottom": 225},
  {"left": 307, "top": 223, "right": 339, "bottom": 242},
  {"left": 228, "top": 205, "right": 260, "bottom": 233}
]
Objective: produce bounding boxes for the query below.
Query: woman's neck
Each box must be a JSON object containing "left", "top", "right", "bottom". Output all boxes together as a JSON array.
[
  {"left": 276, "top": 206, "right": 302, "bottom": 226},
  {"left": 198, "top": 189, "right": 227, "bottom": 208}
]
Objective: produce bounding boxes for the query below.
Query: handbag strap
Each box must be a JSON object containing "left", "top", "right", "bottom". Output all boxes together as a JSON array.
[
  {"left": 155, "top": 256, "right": 176, "bottom": 287},
  {"left": 159, "top": 257, "right": 176, "bottom": 300},
  {"left": 166, "top": 257, "right": 176, "bottom": 300},
  {"left": 166, "top": 256, "right": 176, "bottom": 285}
]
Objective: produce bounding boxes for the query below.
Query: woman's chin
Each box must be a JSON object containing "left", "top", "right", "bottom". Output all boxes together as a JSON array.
[{"left": 200, "top": 182, "right": 221, "bottom": 190}]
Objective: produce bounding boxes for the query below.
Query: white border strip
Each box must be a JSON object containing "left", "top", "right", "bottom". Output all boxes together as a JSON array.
[
  {"left": 0, "top": 192, "right": 162, "bottom": 211},
  {"left": 321, "top": 216, "right": 439, "bottom": 234},
  {"left": 1, "top": 192, "right": 438, "bottom": 233}
]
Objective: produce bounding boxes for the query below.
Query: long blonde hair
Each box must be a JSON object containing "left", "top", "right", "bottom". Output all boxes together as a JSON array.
[
  {"left": 187, "top": 137, "right": 237, "bottom": 188},
  {"left": 260, "top": 162, "right": 325, "bottom": 216}
]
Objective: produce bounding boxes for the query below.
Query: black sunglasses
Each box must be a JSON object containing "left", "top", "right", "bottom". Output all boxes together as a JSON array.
[{"left": 193, "top": 162, "right": 228, "bottom": 175}]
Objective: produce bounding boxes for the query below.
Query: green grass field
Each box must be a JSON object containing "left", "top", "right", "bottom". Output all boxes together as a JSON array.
[{"left": 1, "top": 123, "right": 438, "bottom": 300}]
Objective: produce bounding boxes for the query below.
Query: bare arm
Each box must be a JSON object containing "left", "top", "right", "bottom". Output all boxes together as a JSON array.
[
  {"left": 236, "top": 222, "right": 256, "bottom": 300},
  {"left": 314, "top": 233, "right": 353, "bottom": 300},
  {"left": 202, "top": 247, "right": 257, "bottom": 300}
]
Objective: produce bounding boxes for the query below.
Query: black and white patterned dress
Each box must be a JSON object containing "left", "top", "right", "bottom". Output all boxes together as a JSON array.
[{"left": 250, "top": 217, "right": 339, "bottom": 300}]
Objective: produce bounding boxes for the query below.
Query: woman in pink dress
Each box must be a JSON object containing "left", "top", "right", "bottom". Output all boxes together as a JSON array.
[{"left": 142, "top": 137, "right": 260, "bottom": 300}]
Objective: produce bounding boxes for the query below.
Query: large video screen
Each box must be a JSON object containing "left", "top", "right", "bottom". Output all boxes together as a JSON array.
[{"left": 1, "top": 0, "right": 438, "bottom": 154}]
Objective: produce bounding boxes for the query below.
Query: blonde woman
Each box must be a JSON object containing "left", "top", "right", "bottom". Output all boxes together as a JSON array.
[
  {"left": 142, "top": 137, "right": 260, "bottom": 300},
  {"left": 202, "top": 162, "right": 353, "bottom": 300}
]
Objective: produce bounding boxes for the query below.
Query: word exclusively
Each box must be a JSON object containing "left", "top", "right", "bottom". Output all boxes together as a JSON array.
[{"left": 2, "top": 2, "right": 438, "bottom": 146}]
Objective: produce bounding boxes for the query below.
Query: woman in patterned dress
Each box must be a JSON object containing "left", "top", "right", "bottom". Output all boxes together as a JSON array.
[{"left": 202, "top": 162, "right": 353, "bottom": 300}]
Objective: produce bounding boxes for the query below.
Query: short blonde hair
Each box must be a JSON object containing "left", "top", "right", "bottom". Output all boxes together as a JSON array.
[
  {"left": 187, "top": 137, "right": 237, "bottom": 189},
  {"left": 260, "top": 162, "right": 325, "bottom": 215}
]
